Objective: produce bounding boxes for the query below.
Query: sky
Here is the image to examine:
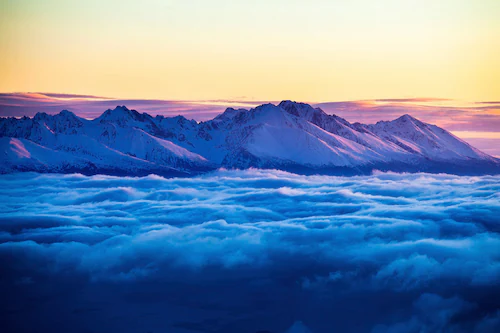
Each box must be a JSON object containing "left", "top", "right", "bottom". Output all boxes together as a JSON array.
[
  {"left": 1, "top": 0, "right": 499, "bottom": 102},
  {"left": 0, "top": 1, "right": 499, "bottom": 155}
]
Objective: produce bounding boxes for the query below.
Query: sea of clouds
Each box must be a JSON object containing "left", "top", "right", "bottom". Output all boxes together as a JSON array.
[{"left": 1, "top": 169, "right": 499, "bottom": 333}]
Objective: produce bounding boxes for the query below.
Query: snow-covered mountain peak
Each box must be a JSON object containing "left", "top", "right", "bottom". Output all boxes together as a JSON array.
[
  {"left": 53, "top": 110, "right": 84, "bottom": 130},
  {"left": 1, "top": 101, "right": 499, "bottom": 176},
  {"left": 394, "top": 114, "right": 424, "bottom": 125},
  {"left": 215, "top": 101, "right": 329, "bottom": 127},
  {"left": 246, "top": 103, "right": 295, "bottom": 126},
  {"left": 113, "top": 105, "right": 129, "bottom": 112},
  {"left": 31, "top": 109, "right": 84, "bottom": 134},
  {"left": 33, "top": 112, "right": 47, "bottom": 120},
  {"left": 96, "top": 105, "right": 153, "bottom": 126},
  {"left": 253, "top": 103, "right": 278, "bottom": 112},
  {"left": 399, "top": 114, "right": 416, "bottom": 121},
  {"left": 374, "top": 113, "right": 428, "bottom": 133},
  {"left": 99, "top": 105, "right": 133, "bottom": 119},
  {"left": 213, "top": 107, "right": 246, "bottom": 123},
  {"left": 278, "top": 100, "right": 325, "bottom": 118},
  {"left": 33, "top": 110, "right": 79, "bottom": 122},
  {"left": 58, "top": 109, "right": 78, "bottom": 118}
]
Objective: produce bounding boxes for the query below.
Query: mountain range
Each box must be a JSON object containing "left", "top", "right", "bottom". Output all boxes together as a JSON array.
[{"left": 1, "top": 100, "right": 499, "bottom": 176}]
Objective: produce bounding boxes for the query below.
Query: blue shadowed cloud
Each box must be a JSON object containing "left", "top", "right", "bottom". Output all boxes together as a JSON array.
[{"left": 0, "top": 170, "right": 499, "bottom": 332}]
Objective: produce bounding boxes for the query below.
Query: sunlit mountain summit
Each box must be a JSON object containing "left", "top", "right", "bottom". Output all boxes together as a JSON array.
[{"left": 1, "top": 101, "right": 499, "bottom": 176}]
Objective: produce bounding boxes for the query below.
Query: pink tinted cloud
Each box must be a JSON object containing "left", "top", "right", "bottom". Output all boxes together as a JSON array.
[
  {"left": 1, "top": 93, "right": 499, "bottom": 156},
  {"left": 2, "top": 93, "right": 499, "bottom": 132},
  {"left": 0, "top": 93, "right": 256, "bottom": 121},
  {"left": 315, "top": 101, "right": 500, "bottom": 132},
  {"left": 314, "top": 100, "right": 500, "bottom": 157},
  {"left": 374, "top": 98, "right": 452, "bottom": 103}
]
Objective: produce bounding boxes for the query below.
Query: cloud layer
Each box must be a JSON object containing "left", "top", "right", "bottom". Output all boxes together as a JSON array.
[
  {"left": 1, "top": 170, "right": 500, "bottom": 332},
  {"left": 0, "top": 92, "right": 262, "bottom": 120}
]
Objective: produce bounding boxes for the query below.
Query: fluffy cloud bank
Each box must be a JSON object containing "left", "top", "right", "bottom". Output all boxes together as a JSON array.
[{"left": 1, "top": 170, "right": 499, "bottom": 333}]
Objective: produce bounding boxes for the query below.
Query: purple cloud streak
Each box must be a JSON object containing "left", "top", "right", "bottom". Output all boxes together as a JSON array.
[{"left": 1, "top": 93, "right": 499, "bottom": 156}]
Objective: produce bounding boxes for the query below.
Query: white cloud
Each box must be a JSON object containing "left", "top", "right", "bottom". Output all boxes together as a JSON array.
[{"left": 1, "top": 169, "right": 499, "bottom": 332}]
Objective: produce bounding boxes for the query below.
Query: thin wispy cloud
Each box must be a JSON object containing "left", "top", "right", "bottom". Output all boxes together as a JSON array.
[
  {"left": 2, "top": 92, "right": 500, "bottom": 156},
  {"left": 0, "top": 92, "right": 265, "bottom": 120},
  {"left": 374, "top": 97, "right": 452, "bottom": 103},
  {"left": 476, "top": 101, "right": 500, "bottom": 105}
]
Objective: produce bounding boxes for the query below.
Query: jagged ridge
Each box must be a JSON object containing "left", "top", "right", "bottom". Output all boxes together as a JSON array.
[{"left": 0, "top": 101, "right": 498, "bottom": 176}]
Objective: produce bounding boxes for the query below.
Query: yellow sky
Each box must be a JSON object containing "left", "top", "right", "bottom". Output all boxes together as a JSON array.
[{"left": 0, "top": 0, "right": 499, "bottom": 102}]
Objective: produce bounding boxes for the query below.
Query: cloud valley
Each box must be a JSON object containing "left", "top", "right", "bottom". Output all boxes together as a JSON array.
[{"left": 1, "top": 169, "right": 499, "bottom": 333}]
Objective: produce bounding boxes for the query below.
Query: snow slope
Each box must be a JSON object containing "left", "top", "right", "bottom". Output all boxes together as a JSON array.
[{"left": 1, "top": 102, "right": 498, "bottom": 175}]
